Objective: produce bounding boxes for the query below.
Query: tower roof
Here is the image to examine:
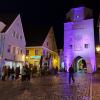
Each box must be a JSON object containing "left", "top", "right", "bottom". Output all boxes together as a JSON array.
[{"left": 66, "top": 6, "right": 93, "bottom": 22}]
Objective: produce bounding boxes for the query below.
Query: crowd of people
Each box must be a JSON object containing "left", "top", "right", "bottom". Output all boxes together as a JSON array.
[
  {"left": 0, "top": 63, "right": 76, "bottom": 85},
  {"left": 0, "top": 64, "right": 59, "bottom": 81},
  {"left": 1, "top": 65, "right": 19, "bottom": 81},
  {"left": 0, "top": 65, "right": 31, "bottom": 81}
]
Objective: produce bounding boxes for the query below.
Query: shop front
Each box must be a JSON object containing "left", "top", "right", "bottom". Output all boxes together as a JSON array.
[{"left": 5, "top": 59, "right": 24, "bottom": 74}]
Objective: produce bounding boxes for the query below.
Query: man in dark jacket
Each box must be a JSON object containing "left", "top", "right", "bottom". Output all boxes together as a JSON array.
[{"left": 69, "top": 65, "right": 75, "bottom": 84}]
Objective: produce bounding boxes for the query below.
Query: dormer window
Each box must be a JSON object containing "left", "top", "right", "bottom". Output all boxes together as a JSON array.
[{"left": 12, "top": 31, "right": 16, "bottom": 37}]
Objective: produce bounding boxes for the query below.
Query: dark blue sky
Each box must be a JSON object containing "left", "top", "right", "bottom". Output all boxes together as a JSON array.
[{"left": 0, "top": 0, "right": 99, "bottom": 48}]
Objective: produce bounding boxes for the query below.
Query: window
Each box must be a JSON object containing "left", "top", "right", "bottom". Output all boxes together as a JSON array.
[
  {"left": 13, "top": 47, "right": 16, "bottom": 54},
  {"left": 7, "top": 45, "right": 11, "bottom": 53},
  {"left": 16, "top": 34, "right": 19, "bottom": 39},
  {"left": 20, "top": 35, "right": 22, "bottom": 40},
  {"left": 69, "top": 45, "right": 72, "bottom": 49},
  {"left": 84, "top": 44, "right": 89, "bottom": 48},
  {"left": 20, "top": 49, "right": 22, "bottom": 54},
  {"left": 35, "top": 49, "right": 38, "bottom": 55},
  {"left": 26, "top": 50, "right": 29, "bottom": 55},
  {"left": 18, "top": 49, "right": 20, "bottom": 54},
  {"left": 16, "top": 47, "right": 19, "bottom": 54},
  {"left": 12, "top": 31, "right": 16, "bottom": 37}
]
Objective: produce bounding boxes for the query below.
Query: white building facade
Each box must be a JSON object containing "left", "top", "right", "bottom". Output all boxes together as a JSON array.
[
  {"left": 0, "top": 14, "right": 26, "bottom": 70},
  {"left": 64, "top": 7, "right": 96, "bottom": 73}
]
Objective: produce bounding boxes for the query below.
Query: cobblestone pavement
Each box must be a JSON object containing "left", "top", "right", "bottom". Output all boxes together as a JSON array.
[
  {"left": 0, "top": 72, "right": 91, "bottom": 100},
  {"left": 92, "top": 72, "right": 100, "bottom": 100}
]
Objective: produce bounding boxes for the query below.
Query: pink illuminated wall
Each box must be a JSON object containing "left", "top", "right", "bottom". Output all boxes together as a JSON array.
[{"left": 64, "top": 7, "right": 96, "bottom": 73}]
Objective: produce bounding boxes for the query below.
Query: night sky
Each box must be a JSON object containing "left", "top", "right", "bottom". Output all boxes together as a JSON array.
[{"left": 0, "top": 0, "right": 100, "bottom": 49}]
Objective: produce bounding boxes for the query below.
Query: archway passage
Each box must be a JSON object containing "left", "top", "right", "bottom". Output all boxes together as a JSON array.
[{"left": 72, "top": 56, "right": 87, "bottom": 72}]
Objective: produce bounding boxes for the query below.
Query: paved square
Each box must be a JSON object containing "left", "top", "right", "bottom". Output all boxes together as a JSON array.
[
  {"left": 92, "top": 72, "right": 100, "bottom": 100},
  {"left": 0, "top": 72, "right": 92, "bottom": 100}
]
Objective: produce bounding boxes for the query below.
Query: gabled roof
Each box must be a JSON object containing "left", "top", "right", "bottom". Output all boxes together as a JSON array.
[
  {"left": 0, "top": 13, "right": 18, "bottom": 33},
  {"left": 26, "top": 26, "right": 51, "bottom": 46}
]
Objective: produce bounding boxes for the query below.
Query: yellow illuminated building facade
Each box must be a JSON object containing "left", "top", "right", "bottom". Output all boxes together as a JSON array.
[
  {"left": 26, "top": 46, "right": 60, "bottom": 70},
  {"left": 25, "top": 27, "right": 60, "bottom": 70}
]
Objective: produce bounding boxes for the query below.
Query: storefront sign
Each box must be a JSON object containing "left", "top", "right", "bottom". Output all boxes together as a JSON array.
[{"left": 31, "top": 56, "right": 41, "bottom": 59}]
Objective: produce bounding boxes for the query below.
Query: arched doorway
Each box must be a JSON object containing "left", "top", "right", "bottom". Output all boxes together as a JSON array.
[{"left": 72, "top": 56, "right": 87, "bottom": 72}]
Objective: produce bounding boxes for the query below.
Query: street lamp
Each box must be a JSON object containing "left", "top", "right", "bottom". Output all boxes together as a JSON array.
[{"left": 96, "top": 45, "right": 100, "bottom": 53}]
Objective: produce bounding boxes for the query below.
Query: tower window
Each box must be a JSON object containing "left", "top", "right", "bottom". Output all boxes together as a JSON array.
[
  {"left": 69, "top": 45, "right": 72, "bottom": 49},
  {"left": 84, "top": 44, "right": 89, "bottom": 48}
]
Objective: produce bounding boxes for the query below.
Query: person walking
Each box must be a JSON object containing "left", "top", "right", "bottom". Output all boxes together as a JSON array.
[
  {"left": 11, "top": 67, "right": 15, "bottom": 80},
  {"left": 69, "top": 65, "right": 75, "bottom": 84},
  {"left": 15, "top": 67, "right": 20, "bottom": 80},
  {"left": 7, "top": 66, "right": 11, "bottom": 80},
  {"left": 21, "top": 66, "right": 26, "bottom": 81},
  {"left": 25, "top": 65, "right": 31, "bottom": 81},
  {"left": 2, "top": 66, "right": 6, "bottom": 81}
]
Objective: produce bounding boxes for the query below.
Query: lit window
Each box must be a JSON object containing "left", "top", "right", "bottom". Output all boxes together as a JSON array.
[
  {"left": 84, "top": 44, "right": 89, "bottom": 48},
  {"left": 26, "top": 50, "right": 29, "bottom": 55},
  {"left": 15, "top": 47, "right": 18, "bottom": 54},
  {"left": 18, "top": 49, "right": 20, "bottom": 54},
  {"left": 13, "top": 47, "right": 16, "bottom": 54},
  {"left": 35, "top": 49, "right": 38, "bottom": 55}
]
